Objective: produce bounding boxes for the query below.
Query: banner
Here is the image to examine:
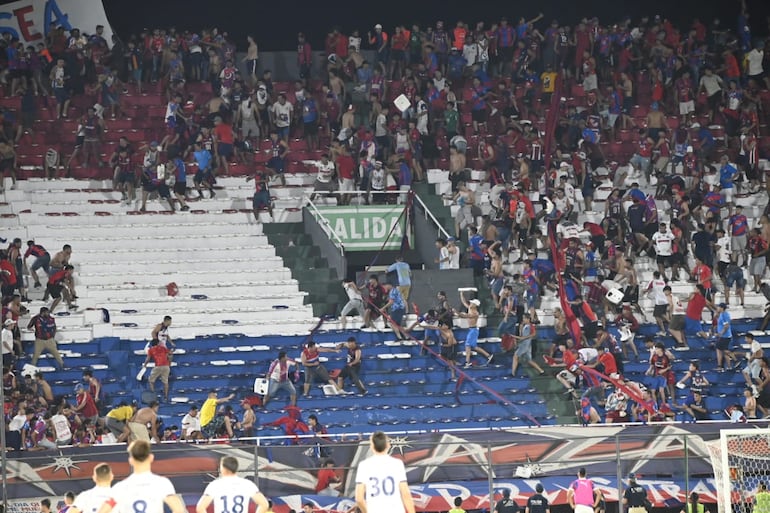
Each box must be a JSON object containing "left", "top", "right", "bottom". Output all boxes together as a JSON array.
[
  {"left": 312, "top": 205, "right": 410, "bottom": 251},
  {"left": 7, "top": 422, "right": 770, "bottom": 510},
  {"left": 0, "top": 0, "right": 113, "bottom": 47}
]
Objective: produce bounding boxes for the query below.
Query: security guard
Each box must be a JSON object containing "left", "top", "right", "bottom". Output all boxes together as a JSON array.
[{"left": 623, "top": 473, "right": 649, "bottom": 513}]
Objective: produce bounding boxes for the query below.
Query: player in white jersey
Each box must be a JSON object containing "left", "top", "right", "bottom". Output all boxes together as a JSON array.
[
  {"left": 196, "top": 456, "right": 269, "bottom": 513},
  {"left": 98, "top": 441, "right": 185, "bottom": 513},
  {"left": 70, "top": 464, "right": 114, "bottom": 513},
  {"left": 355, "top": 431, "right": 416, "bottom": 513}
]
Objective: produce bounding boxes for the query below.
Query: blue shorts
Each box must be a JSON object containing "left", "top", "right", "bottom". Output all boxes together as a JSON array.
[
  {"left": 267, "top": 156, "right": 285, "bottom": 173},
  {"left": 424, "top": 328, "right": 439, "bottom": 342},
  {"left": 390, "top": 307, "right": 405, "bottom": 326},
  {"left": 647, "top": 375, "right": 666, "bottom": 390},
  {"left": 725, "top": 272, "right": 746, "bottom": 289},
  {"left": 253, "top": 190, "right": 270, "bottom": 210},
  {"left": 465, "top": 327, "right": 479, "bottom": 348},
  {"left": 277, "top": 126, "right": 289, "bottom": 140},
  {"left": 684, "top": 317, "right": 702, "bottom": 336}
]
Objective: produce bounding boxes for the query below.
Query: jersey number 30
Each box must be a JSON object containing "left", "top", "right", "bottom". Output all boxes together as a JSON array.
[{"left": 368, "top": 476, "right": 396, "bottom": 497}]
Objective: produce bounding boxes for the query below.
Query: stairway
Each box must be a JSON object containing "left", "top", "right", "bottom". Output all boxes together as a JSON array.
[{"left": 263, "top": 223, "right": 345, "bottom": 317}]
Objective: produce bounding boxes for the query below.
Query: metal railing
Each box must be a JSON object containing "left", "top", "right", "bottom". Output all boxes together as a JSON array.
[
  {"left": 412, "top": 192, "right": 452, "bottom": 240},
  {"left": 8, "top": 423, "right": 759, "bottom": 513},
  {"left": 304, "top": 194, "right": 345, "bottom": 256}
]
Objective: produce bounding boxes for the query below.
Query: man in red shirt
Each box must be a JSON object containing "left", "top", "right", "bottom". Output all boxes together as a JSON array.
[
  {"left": 47, "top": 264, "right": 76, "bottom": 313},
  {"left": 73, "top": 383, "right": 99, "bottom": 423},
  {"left": 213, "top": 116, "right": 234, "bottom": 176},
  {"left": 315, "top": 459, "right": 342, "bottom": 496},
  {"left": 0, "top": 250, "right": 19, "bottom": 298},
  {"left": 143, "top": 338, "right": 172, "bottom": 401},
  {"left": 331, "top": 141, "right": 356, "bottom": 205}
]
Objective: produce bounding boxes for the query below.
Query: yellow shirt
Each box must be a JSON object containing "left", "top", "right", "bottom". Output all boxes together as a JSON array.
[
  {"left": 541, "top": 72, "right": 558, "bottom": 93},
  {"left": 755, "top": 491, "right": 770, "bottom": 513},
  {"left": 200, "top": 398, "right": 217, "bottom": 427},
  {"left": 106, "top": 405, "right": 134, "bottom": 422}
]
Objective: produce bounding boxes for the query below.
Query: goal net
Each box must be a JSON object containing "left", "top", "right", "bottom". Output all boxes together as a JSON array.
[{"left": 706, "top": 428, "right": 770, "bottom": 513}]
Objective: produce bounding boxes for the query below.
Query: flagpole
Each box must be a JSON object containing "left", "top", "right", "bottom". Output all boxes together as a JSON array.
[{"left": 1, "top": 368, "right": 8, "bottom": 512}]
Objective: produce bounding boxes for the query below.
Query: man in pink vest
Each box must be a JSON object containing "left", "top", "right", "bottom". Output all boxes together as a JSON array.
[{"left": 568, "top": 467, "right": 600, "bottom": 513}]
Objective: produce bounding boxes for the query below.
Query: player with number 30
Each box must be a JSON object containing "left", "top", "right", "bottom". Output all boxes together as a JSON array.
[{"left": 355, "top": 431, "right": 416, "bottom": 513}]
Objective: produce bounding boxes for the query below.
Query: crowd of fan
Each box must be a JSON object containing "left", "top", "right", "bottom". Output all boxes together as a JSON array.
[{"left": 2, "top": 3, "right": 770, "bottom": 449}]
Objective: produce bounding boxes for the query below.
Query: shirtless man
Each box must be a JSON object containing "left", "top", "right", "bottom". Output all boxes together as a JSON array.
[
  {"left": 34, "top": 372, "right": 54, "bottom": 405},
  {"left": 347, "top": 45, "right": 364, "bottom": 69},
  {"left": 548, "top": 307, "right": 572, "bottom": 357},
  {"left": 128, "top": 401, "right": 160, "bottom": 442},
  {"left": 328, "top": 69, "right": 346, "bottom": 101},
  {"left": 45, "top": 245, "right": 76, "bottom": 302},
  {"left": 340, "top": 105, "right": 356, "bottom": 134},
  {"left": 486, "top": 241, "right": 505, "bottom": 303},
  {"left": 243, "top": 35, "right": 259, "bottom": 86},
  {"left": 448, "top": 146, "right": 466, "bottom": 188},
  {"left": 49, "top": 244, "right": 72, "bottom": 274},
  {"left": 151, "top": 316, "right": 175, "bottom": 351},
  {"left": 436, "top": 321, "right": 459, "bottom": 381},
  {"left": 455, "top": 291, "right": 493, "bottom": 368},
  {"left": 619, "top": 258, "right": 646, "bottom": 320},
  {"left": 645, "top": 102, "right": 669, "bottom": 142}
]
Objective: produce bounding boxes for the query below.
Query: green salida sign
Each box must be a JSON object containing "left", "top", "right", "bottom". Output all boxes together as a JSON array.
[{"left": 313, "top": 205, "right": 409, "bottom": 251}]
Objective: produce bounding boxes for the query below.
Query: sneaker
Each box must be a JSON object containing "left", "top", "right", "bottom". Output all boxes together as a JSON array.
[
  {"left": 563, "top": 388, "right": 575, "bottom": 396},
  {"left": 486, "top": 354, "right": 494, "bottom": 364},
  {"left": 463, "top": 363, "right": 472, "bottom": 369},
  {"left": 69, "top": 304, "right": 78, "bottom": 310},
  {"left": 210, "top": 190, "right": 216, "bottom": 198},
  {"left": 752, "top": 385, "right": 759, "bottom": 398},
  {"left": 181, "top": 205, "right": 190, "bottom": 211},
  {"left": 33, "top": 282, "right": 41, "bottom": 289},
  {"left": 656, "top": 331, "right": 667, "bottom": 337}
]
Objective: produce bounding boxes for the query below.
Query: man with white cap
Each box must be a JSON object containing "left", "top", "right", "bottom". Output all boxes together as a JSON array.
[
  {"left": 455, "top": 290, "right": 493, "bottom": 367},
  {"left": 2, "top": 317, "right": 15, "bottom": 368}
]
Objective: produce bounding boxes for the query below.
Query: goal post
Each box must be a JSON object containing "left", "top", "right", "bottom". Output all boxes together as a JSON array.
[{"left": 706, "top": 428, "right": 770, "bottom": 513}]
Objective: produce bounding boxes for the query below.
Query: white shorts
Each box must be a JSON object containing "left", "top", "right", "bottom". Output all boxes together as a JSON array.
[
  {"left": 575, "top": 504, "right": 594, "bottom": 513},
  {"left": 241, "top": 118, "right": 259, "bottom": 139},
  {"left": 679, "top": 100, "right": 695, "bottom": 115},
  {"left": 721, "top": 187, "right": 734, "bottom": 203},
  {"left": 558, "top": 369, "right": 577, "bottom": 386},
  {"left": 583, "top": 74, "right": 598, "bottom": 92},
  {"left": 339, "top": 178, "right": 355, "bottom": 192}
]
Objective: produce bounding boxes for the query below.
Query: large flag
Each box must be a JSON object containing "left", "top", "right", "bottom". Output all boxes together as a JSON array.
[
  {"left": 0, "top": 0, "right": 114, "bottom": 46},
  {"left": 547, "top": 223, "right": 582, "bottom": 347}
]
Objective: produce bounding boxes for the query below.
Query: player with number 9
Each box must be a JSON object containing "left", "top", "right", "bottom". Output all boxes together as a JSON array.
[
  {"left": 355, "top": 431, "right": 416, "bottom": 513},
  {"left": 196, "top": 456, "right": 269, "bottom": 513},
  {"left": 97, "top": 441, "right": 185, "bottom": 513}
]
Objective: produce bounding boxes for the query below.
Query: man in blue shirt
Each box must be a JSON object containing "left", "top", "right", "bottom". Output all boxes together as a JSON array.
[
  {"left": 192, "top": 142, "right": 215, "bottom": 199},
  {"left": 387, "top": 256, "right": 412, "bottom": 313},
  {"left": 694, "top": 124, "right": 715, "bottom": 160},
  {"left": 468, "top": 226, "right": 485, "bottom": 276},
  {"left": 718, "top": 155, "right": 738, "bottom": 214},
  {"left": 381, "top": 283, "right": 408, "bottom": 340},
  {"left": 715, "top": 302, "right": 737, "bottom": 371},
  {"left": 302, "top": 96, "right": 319, "bottom": 151}
]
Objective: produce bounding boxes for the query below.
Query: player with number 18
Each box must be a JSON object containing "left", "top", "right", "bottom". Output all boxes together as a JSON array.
[{"left": 196, "top": 456, "right": 269, "bottom": 513}]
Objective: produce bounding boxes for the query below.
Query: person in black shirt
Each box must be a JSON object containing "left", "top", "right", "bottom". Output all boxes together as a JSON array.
[
  {"left": 623, "top": 474, "right": 649, "bottom": 513},
  {"left": 526, "top": 484, "right": 550, "bottom": 513},
  {"left": 494, "top": 489, "right": 519, "bottom": 513}
]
